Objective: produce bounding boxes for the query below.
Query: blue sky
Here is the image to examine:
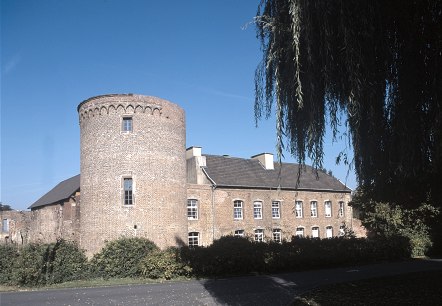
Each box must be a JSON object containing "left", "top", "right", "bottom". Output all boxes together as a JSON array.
[{"left": 1, "top": 0, "right": 356, "bottom": 210}]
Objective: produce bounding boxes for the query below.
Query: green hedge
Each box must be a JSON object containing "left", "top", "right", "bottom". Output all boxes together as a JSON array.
[
  {"left": 0, "top": 235, "right": 412, "bottom": 286},
  {"left": 89, "top": 237, "right": 158, "bottom": 278},
  {"left": 1, "top": 239, "right": 89, "bottom": 287}
]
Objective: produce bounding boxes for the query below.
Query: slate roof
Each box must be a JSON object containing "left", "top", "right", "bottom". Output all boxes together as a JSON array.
[
  {"left": 203, "top": 155, "right": 351, "bottom": 192},
  {"left": 29, "top": 174, "right": 80, "bottom": 209}
]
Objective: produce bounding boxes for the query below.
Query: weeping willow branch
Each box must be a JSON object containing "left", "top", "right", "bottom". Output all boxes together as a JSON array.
[{"left": 254, "top": 0, "right": 442, "bottom": 206}]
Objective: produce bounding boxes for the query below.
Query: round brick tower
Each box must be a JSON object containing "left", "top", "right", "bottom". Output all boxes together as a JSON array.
[{"left": 77, "top": 94, "right": 187, "bottom": 256}]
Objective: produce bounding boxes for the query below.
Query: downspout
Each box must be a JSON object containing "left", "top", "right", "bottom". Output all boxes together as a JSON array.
[{"left": 201, "top": 167, "right": 217, "bottom": 242}]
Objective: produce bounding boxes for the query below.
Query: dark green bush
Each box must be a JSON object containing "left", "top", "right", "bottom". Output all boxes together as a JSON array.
[
  {"left": 11, "top": 240, "right": 88, "bottom": 287},
  {"left": 49, "top": 240, "right": 89, "bottom": 284},
  {"left": 90, "top": 237, "right": 158, "bottom": 278},
  {"left": 0, "top": 244, "right": 19, "bottom": 284},
  {"left": 139, "top": 247, "right": 192, "bottom": 279}
]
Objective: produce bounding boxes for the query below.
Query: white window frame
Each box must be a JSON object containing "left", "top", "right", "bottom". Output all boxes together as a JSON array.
[
  {"left": 233, "top": 200, "right": 243, "bottom": 220},
  {"left": 326, "top": 226, "right": 333, "bottom": 238},
  {"left": 234, "top": 229, "right": 245, "bottom": 237},
  {"left": 254, "top": 229, "right": 264, "bottom": 242},
  {"left": 122, "top": 116, "right": 133, "bottom": 132},
  {"left": 325, "top": 201, "right": 332, "bottom": 217},
  {"left": 312, "top": 226, "right": 320, "bottom": 238},
  {"left": 2, "top": 219, "right": 9, "bottom": 233},
  {"left": 295, "top": 201, "right": 303, "bottom": 218},
  {"left": 273, "top": 228, "right": 282, "bottom": 243},
  {"left": 295, "top": 227, "right": 304, "bottom": 237},
  {"left": 188, "top": 232, "right": 199, "bottom": 247},
  {"left": 272, "top": 201, "right": 281, "bottom": 219},
  {"left": 187, "top": 199, "right": 198, "bottom": 220},
  {"left": 310, "top": 201, "right": 318, "bottom": 217},
  {"left": 339, "top": 201, "right": 345, "bottom": 217},
  {"left": 253, "top": 201, "right": 263, "bottom": 219}
]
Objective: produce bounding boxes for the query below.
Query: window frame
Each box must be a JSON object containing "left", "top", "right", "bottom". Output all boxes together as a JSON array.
[
  {"left": 254, "top": 229, "right": 264, "bottom": 242},
  {"left": 295, "top": 227, "right": 305, "bottom": 238},
  {"left": 188, "top": 232, "right": 199, "bottom": 247},
  {"left": 123, "top": 177, "right": 134, "bottom": 206},
  {"left": 253, "top": 201, "right": 263, "bottom": 219},
  {"left": 187, "top": 199, "right": 198, "bottom": 220},
  {"left": 273, "top": 228, "right": 282, "bottom": 243},
  {"left": 312, "top": 226, "right": 320, "bottom": 238},
  {"left": 310, "top": 201, "right": 318, "bottom": 217},
  {"left": 295, "top": 200, "right": 303, "bottom": 218},
  {"left": 339, "top": 201, "right": 345, "bottom": 217},
  {"left": 234, "top": 229, "right": 245, "bottom": 237},
  {"left": 326, "top": 226, "right": 333, "bottom": 238},
  {"left": 233, "top": 200, "right": 243, "bottom": 220},
  {"left": 324, "top": 201, "right": 332, "bottom": 217},
  {"left": 2, "top": 219, "right": 9, "bottom": 233},
  {"left": 271, "top": 201, "right": 281, "bottom": 219},
  {"left": 122, "top": 116, "right": 133, "bottom": 132}
]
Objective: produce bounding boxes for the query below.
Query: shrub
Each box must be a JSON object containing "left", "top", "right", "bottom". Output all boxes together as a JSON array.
[
  {"left": 0, "top": 244, "right": 19, "bottom": 285},
  {"left": 49, "top": 240, "right": 89, "bottom": 284},
  {"left": 10, "top": 240, "right": 88, "bottom": 287},
  {"left": 90, "top": 237, "right": 158, "bottom": 278},
  {"left": 139, "top": 247, "right": 192, "bottom": 280}
]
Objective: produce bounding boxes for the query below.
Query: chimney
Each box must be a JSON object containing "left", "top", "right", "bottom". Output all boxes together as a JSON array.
[
  {"left": 186, "top": 146, "right": 202, "bottom": 160},
  {"left": 251, "top": 153, "right": 274, "bottom": 170}
]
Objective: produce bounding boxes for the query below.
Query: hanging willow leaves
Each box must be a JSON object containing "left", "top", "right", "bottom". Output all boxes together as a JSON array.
[{"left": 254, "top": 0, "right": 442, "bottom": 207}]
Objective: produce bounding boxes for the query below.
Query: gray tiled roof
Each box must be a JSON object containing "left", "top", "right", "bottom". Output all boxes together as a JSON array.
[
  {"left": 29, "top": 174, "right": 80, "bottom": 209},
  {"left": 203, "top": 155, "right": 351, "bottom": 192}
]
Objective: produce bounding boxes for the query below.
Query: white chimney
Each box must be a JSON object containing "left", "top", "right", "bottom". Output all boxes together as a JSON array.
[
  {"left": 186, "top": 146, "right": 202, "bottom": 159},
  {"left": 251, "top": 153, "right": 274, "bottom": 170}
]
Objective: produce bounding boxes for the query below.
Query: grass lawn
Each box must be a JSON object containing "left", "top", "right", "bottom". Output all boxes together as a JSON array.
[{"left": 292, "top": 270, "right": 442, "bottom": 305}]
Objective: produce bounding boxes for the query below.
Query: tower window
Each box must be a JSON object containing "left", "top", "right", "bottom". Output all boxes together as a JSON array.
[
  {"left": 122, "top": 117, "right": 133, "bottom": 132},
  {"left": 123, "top": 178, "right": 133, "bottom": 205}
]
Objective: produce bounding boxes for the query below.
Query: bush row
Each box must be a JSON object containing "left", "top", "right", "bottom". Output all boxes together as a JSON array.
[{"left": 0, "top": 235, "right": 411, "bottom": 286}]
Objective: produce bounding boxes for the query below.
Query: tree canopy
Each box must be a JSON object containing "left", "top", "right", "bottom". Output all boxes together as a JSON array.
[{"left": 254, "top": 0, "right": 442, "bottom": 207}]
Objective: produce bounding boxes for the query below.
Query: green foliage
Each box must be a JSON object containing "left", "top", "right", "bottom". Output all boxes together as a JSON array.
[
  {"left": 49, "top": 240, "right": 89, "bottom": 284},
  {"left": 10, "top": 240, "right": 88, "bottom": 287},
  {"left": 180, "top": 235, "right": 410, "bottom": 277},
  {"left": 0, "top": 244, "right": 19, "bottom": 284},
  {"left": 90, "top": 237, "right": 158, "bottom": 278},
  {"left": 0, "top": 202, "right": 12, "bottom": 211},
  {"left": 139, "top": 247, "right": 192, "bottom": 280},
  {"left": 254, "top": 0, "right": 442, "bottom": 211},
  {"left": 351, "top": 190, "right": 439, "bottom": 257}
]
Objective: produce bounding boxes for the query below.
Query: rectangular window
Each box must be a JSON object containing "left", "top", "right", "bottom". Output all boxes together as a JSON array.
[
  {"left": 272, "top": 201, "right": 280, "bottom": 219},
  {"left": 273, "top": 229, "right": 282, "bottom": 243},
  {"left": 234, "top": 200, "right": 243, "bottom": 220},
  {"left": 310, "top": 201, "right": 318, "bottom": 217},
  {"left": 123, "top": 178, "right": 133, "bottom": 205},
  {"left": 326, "top": 226, "right": 333, "bottom": 238},
  {"left": 254, "top": 229, "right": 264, "bottom": 242},
  {"left": 253, "top": 201, "right": 262, "bottom": 219},
  {"left": 122, "top": 117, "right": 133, "bottom": 132},
  {"left": 295, "top": 201, "right": 303, "bottom": 218},
  {"left": 2, "top": 219, "right": 9, "bottom": 233},
  {"left": 325, "top": 201, "right": 332, "bottom": 217},
  {"left": 339, "top": 201, "right": 345, "bottom": 217},
  {"left": 312, "top": 226, "right": 319, "bottom": 238},
  {"left": 187, "top": 199, "right": 198, "bottom": 220},
  {"left": 234, "top": 229, "right": 244, "bottom": 237},
  {"left": 295, "top": 227, "right": 304, "bottom": 237},
  {"left": 188, "top": 232, "right": 199, "bottom": 247}
]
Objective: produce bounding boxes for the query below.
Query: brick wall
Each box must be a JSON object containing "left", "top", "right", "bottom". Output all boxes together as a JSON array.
[
  {"left": 78, "top": 94, "right": 188, "bottom": 256},
  {"left": 187, "top": 185, "right": 362, "bottom": 245}
]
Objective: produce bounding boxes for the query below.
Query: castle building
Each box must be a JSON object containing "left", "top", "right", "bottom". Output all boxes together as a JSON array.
[{"left": 13, "top": 94, "right": 362, "bottom": 256}]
